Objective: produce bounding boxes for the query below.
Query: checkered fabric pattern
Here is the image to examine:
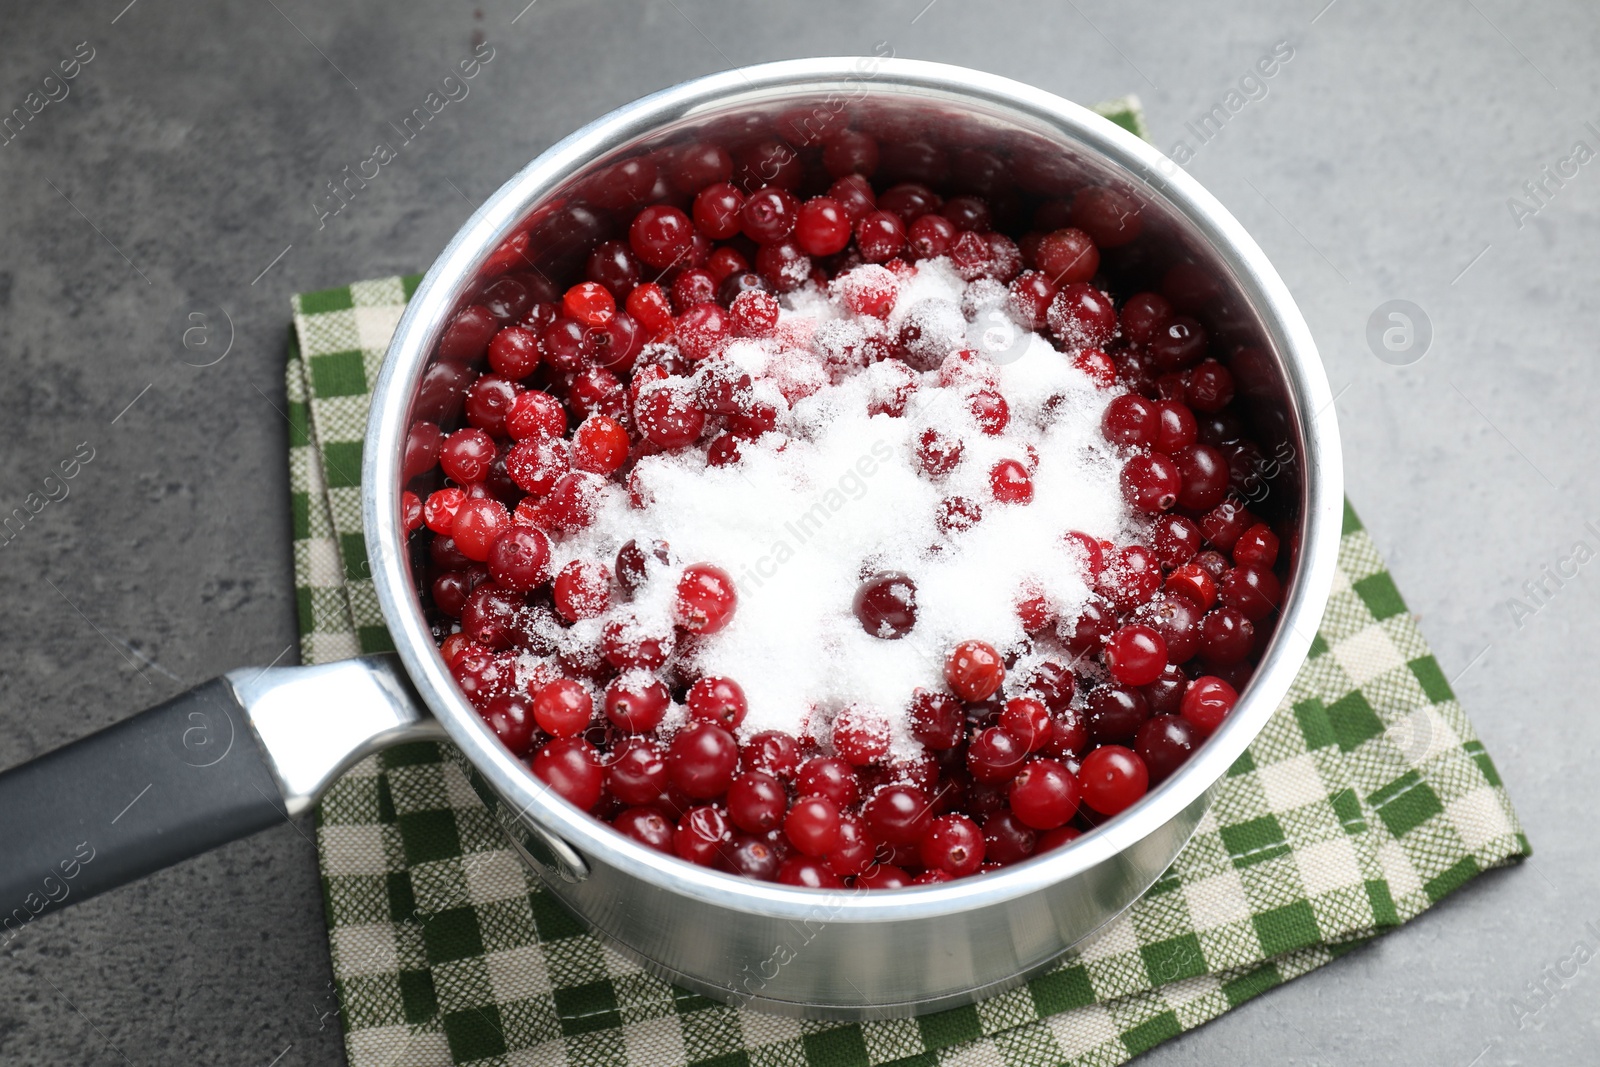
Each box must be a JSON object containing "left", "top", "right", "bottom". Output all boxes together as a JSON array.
[{"left": 285, "top": 99, "right": 1526, "bottom": 1067}]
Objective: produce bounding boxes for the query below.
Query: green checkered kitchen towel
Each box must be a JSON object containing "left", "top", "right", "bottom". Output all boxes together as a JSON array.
[{"left": 284, "top": 102, "right": 1528, "bottom": 1067}]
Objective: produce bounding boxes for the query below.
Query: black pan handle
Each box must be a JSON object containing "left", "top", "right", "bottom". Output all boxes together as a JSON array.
[{"left": 0, "top": 655, "right": 440, "bottom": 930}]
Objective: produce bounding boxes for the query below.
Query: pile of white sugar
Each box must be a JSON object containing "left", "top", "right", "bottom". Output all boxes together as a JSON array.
[{"left": 532, "top": 258, "right": 1136, "bottom": 762}]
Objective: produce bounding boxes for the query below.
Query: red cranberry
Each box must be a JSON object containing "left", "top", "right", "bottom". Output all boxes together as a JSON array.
[
  {"left": 1136, "top": 592, "right": 1203, "bottom": 664},
  {"left": 708, "top": 830, "right": 776, "bottom": 879},
  {"left": 606, "top": 737, "right": 667, "bottom": 805},
  {"left": 1101, "top": 394, "right": 1158, "bottom": 448},
  {"left": 1181, "top": 676, "right": 1238, "bottom": 735},
  {"left": 635, "top": 384, "right": 706, "bottom": 449},
  {"left": 853, "top": 571, "right": 918, "bottom": 639},
  {"left": 505, "top": 390, "right": 566, "bottom": 441},
  {"left": 1135, "top": 715, "right": 1201, "bottom": 783},
  {"left": 990, "top": 459, "right": 1034, "bottom": 504},
  {"left": 944, "top": 640, "right": 1005, "bottom": 701},
  {"left": 1087, "top": 684, "right": 1151, "bottom": 744},
  {"left": 743, "top": 730, "right": 800, "bottom": 779},
  {"left": 1201, "top": 502, "right": 1258, "bottom": 553},
  {"left": 785, "top": 795, "right": 843, "bottom": 856},
  {"left": 1187, "top": 359, "right": 1235, "bottom": 412},
  {"left": 570, "top": 415, "right": 630, "bottom": 476},
  {"left": 1048, "top": 283, "right": 1117, "bottom": 348},
  {"left": 1219, "top": 565, "right": 1282, "bottom": 622},
  {"left": 666, "top": 723, "right": 739, "bottom": 799},
  {"left": 936, "top": 495, "right": 983, "bottom": 535},
  {"left": 982, "top": 811, "right": 1038, "bottom": 865},
  {"left": 1104, "top": 624, "right": 1169, "bottom": 686},
  {"left": 671, "top": 269, "right": 718, "bottom": 311},
  {"left": 967, "top": 726, "right": 1028, "bottom": 783},
  {"left": 855, "top": 210, "right": 906, "bottom": 262},
  {"left": 1098, "top": 545, "right": 1162, "bottom": 611},
  {"left": 675, "top": 806, "right": 732, "bottom": 867},
  {"left": 1121, "top": 452, "right": 1182, "bottom": 513},
  {"left": 907, "top": 213, "right": 958, "bottom": 258},
  {"left": 909, "top": 689, "right": 964, "bottom": 750},
  {"left": 480, "top": 694, "right": 537, "bottom": 758},
  {"left": 1071, "top": 187, "right": 1142, "bottom": 247},
  {"left": 1119, "top": 291, "right": 1171, "bottom": 345},
  {"left": 604, "top": 674, "right": 670, "bottom": 734},
  {"left": 1233, "top": 524, "right": 1281, "bottom": 569},
  {"left": 966, "top": 389, "right": 1009, "bottom": 435},
  {"left": 439, "top": 428, "right": 496, "bottom": 484},
  {"left": 754, "top": 238, "right": 811, "bottom": 292},
  {"left": 629, "top": 204, "right": 694, "bottom": 269},
  {"left": 915, "top": 427, "right": 963, "bottom": 477},
  {"left": 1148, "top": 315, "right": 1206, "bottom": 371},
  {"left": 832, "top": 705, "right": 891, "bottom": 767},
  {"left": 676, "top": 563, "right": 737, "bottom": 634},
  {"left": 1078, "top": 745, "right": 1149, "bottom": 815},
  {"left": 879, "top": 182, "right": 942, "bottom": 224},
  {"left": 553, "top": 559, "right": 611, "bottom": 621},
  {"left": 795, "top": 756, "right": 860, "bottom": 808},
  {"left": 1142, "top": 664, "right": 1189, "bottom": 717},
  {"left": 687, "top": 675, "right": 747, "bottom": 728},
  {"left": 863, "top": 785, "right": 932, "bottom": 846},
  {"left": 794, "top": 196, "right": 853, "bottom": 256},
  {"left": 1037, "top": 826, "right": 1082, "bottom": 852},
  {"left": 1009, "top": 758, "right": 1081, "bottom": 830},
  {"left": 625, "top": 283, "right": 674, "bottom": 340},
  {"left": 460, "top": 586, "right": 520, "bottom": 650},
  {"left": 615, "top": 538, "right": 671, "bottom": 597},
  {"left": 999, "top": 697, "right": 1052, "bottom": 752},
  {"left": 1153, "top": 513, "right": 1204, "bottom": 570},
  {"left": 729, "top": 290, "right": 779, "bottom": 337},
  {"left": 1060, "top": 595, "right": 1116, "bottom": 655},
  {"left": 727, "top": 772, "right": 787, "bottom": 833},
  {"left": 1152, "top": 400, "right": 1198, "bottom": 454},
  {"left": 613, "top": 807, "right": 675, "bottom": 854},
  {"left": 1022, "top": 660, "right": 1077, "bottom": 715},
  {"left": 531, "top": 681, "right": 595, "bottom": 739},
  {"left": 531, "top": 737, "right": 604, "bottom": 811},
  {"left": 1035, "top": 228, "right": 1098, "bottom": 284},
  {"left": 740, "top": 186, "right": 799, "bottom": 244},
  {"left": 776, "top": 856, "right": 843, "bottom": 888},
  {"left": 1174, "top": 444, "right": 1230, "bottom": 511},
  {"left": 920, "top": 814, "right": 985, "bottom": 877},
  {"left": 1198, "top": 607, "right": 1255, "bottom": 666},
  {"left": 487, "top": 526, "right": 551, "bottom": 592},
  {"left": 505, "top": 437, "right": 570, "bottom": 496},
  {"left": 692, "top": 182, "right": 745, "bottom": 239}
]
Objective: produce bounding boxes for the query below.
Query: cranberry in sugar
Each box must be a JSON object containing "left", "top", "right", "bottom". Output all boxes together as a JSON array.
[
  {"left": 604, "top": 674, "right": 670, "bottom": 734},
  {"left": 531, "top": 738, "right": 604, "bottom": 811},
  {"left": 1078, "top": 745, "right": 1149, "bottom": 815},
  {"left": 920, "top": 814, "right": 985, "bottom": 877},
  {"left": 606, "top": 737, "right": 668, "bottom": 805},
  {"left": 676, "top": 563, "right": 738, "bottom": 634},
  {"left": 795, "top": 756, "right": 860, "bottom": 808},
  {"left": 853, "top": 571, "right": 918, "bottom": 639},
  {"left": 666, "top": 723, "right": 739, "bottom": 799},
  {"left": 945, "top": 640, "right": 1005, "bottom": 701},
  {"left": 675, "top": 805, "right": 733, "bottom": 867},
  {"left": 480, "top": 694, "right": 537, "bottom": 758},
  {"left": 1009, "top": 758, "right": 1081, "bottom": 829},
  {"left": 727, "top": 772, "right": 787, "bottom": 833},
  {"left": 687, "top": 675, "right": 748, "bottom": 728}
]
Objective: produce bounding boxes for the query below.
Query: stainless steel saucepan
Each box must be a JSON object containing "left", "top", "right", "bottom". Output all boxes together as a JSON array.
[{"left": 0, "top": 57, "right": 1342, "bottom": 1019}]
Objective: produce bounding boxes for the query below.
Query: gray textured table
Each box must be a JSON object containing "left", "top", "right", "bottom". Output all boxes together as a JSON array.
[{"left": 0, "top": 1, "right": 1592, "bottom": 1063}]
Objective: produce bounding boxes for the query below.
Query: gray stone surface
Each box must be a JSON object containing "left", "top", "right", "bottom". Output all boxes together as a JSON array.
[{"left": 0, "top": 0, "right": 1594, "bottom": 1063}]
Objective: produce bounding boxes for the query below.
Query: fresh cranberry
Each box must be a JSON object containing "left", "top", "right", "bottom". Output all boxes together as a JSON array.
[
  {"left": 692, "top": 182, "right": 745, "bottom": 239},
  {"left": 1060, "top": 596, "right": 1116, "bottom": 655},
  {"left": 615, "top": 538, "right": 671, "bottom": 597},
  {"left": 604, "top": 674, "right": 670, "bottom": 734},
  {"left": 753, "top": 238, "right": 811, "bottom": 292},
  {"left": 625, "top": 283, "right": 674, "bottom": 340},
  {"left": 541, "top": 471, "right": 605, "bottom": 534},
  {"left": 1233, "top": 524, "right": 1280, "bottom": 569},
  {"left": 531, "top": 737, "right": 604, "bottom": 810},
  {"left": 914, "top": 427, "right": 963, "bottom": 477},
  {"left": 552, "top": 559, "right": 611, "bottom": 621},
  {"left": 1078, "top": 745, "right": 1149, "bottom": 815},
  {"left": 944, "top": 640, "right": 1004, "bottom": 701},
  {"left": 1135, "top": 715, "right": 1201, "bottom": 784},
  {"left": 855, "top": 210, "right": 906, "bottom": 262},
  {"left": 776, "top": 856, "right": 844, "bottom": 888},
  {"left": 795, "top": 756, "right": 860, "bottom": 808},
  {"left": 1104, "top": 624, "right": 1168, "bottom": 686},
  {"left": 1102, "top": 394, "right": 1158, "bottom": 449},
  {"left": 1219, "top": 565, "right": 1282, "bottom": 622},
  {"left": 480, "top": 694, "right": 537, "bottom": 757},
  {"left": 606, "top": 737, "right": 667, "bottom": 804},
  {"left": 1187, "top": 359, "right": 1235, "bottom": 411},
  {"left": 1048, "top": 283, "right": 1117, "bottom": 348},
  {"left": 794, "top": 196, "right": 853, "bottom": 256},
  {"left": 635, "top": 384, "right": 706, "bottom": 449},
  {"left": 727, "top": 771, "right": 787, "bottom": 833},
  {"left": 1035, "top": 228, "right": 1098, "bottom": 284},
  {"left": 487, "top": 526, "right": 551, "bottom": 592},
  {"left": 853, "top": 571, "right": 918, "bottom": 639},
  {"left": 982, "top": 811, "right": 1038, "bottom": 865},
  {"left": 1086, "top": 683, "right": 1151, "bottom": 745},
  {"left": 1009, "top": 758, "right": 1081, "bottom": 830},
  {"left": 1153, "top": 513, "right": 1204, "bottom": 570},
  {"left": 1181, "top": 676, "right": 1238, "bottom": 734},
  {"left": 1121, "top": 452, "right": 1182, "bottom": 513},
  {"left": 832, "top": 706, "right": 891, "bottom": 766},
  {"left": 675, "top": 805, "right": 733, "bottom": 867},
  {"left": 1174, "top": 444, "right": 1230, "bottom": 511},
  {"left": 1198, "top": 607, "right": 1255, "bottom": 666},
  {"left": 856, "top": 865, "right": 911, "bottom": 889},
  {"left": 966, "top": 389, "right": 1010, "bottom": 435},
  {"left": 967, "top": 726, "right": 1027, "bottom": 783},
  {"left": 723, "top": 831, "right": 777, "bottom": 883},
  {"left": 785, "top": 795, "right": 843, "bottom": 856},
  {"left": 728, "top": 290, "right": 779, "bottom": 337},
  {"left": 879, "top": 182, "right": 942, "bottom": 224},
  {"left": 999, "top": 697, "right": 1052, "bottom": 752},
  {"left": 1098, "top": 545, "right": 1162, "bottom": 611},
  {"left": 1071, "top": 187, "right": 1142, "bottom": 247},
  {"left": 1136, "top": 592, "right": 1203, "bottom": 664},
  {"left": 569, "top": 414, "right": 629, "bottom": 476},
  {"left": 989, "top": 459, "right": 1034, "bottom": 504},
  {"left": 424, "top": 488, "right": 467, "bottom": 535},
  {"left": 743, "top": 731, "right": 800, "bottom": 779},
  {"left": 907, "top": 213, "right": 958, "bottom": 258},
  {"left": 1142, "top": 664, "right": 1189, "bottom": 717},
  {"left": 740, "top": 187, "right": 799, "bottom": 244},
  {"left": 666, "top": 723, "right": 739, "bottom": 799},
  {"left": 629, "top": 204, "right": 694, "bottom": 269},
  {"left": 920, "top": 814, "right": 985, "bottom": 877},
  {"left": 936, "top": 496, "right": 983, "bottom": 535},
  {"left": 1201, "top": 502, "right": 1258, "bottom": 553},
  {"left": 505, "top": 390, "right": 566, "bottom": 441},
  {"left": 505, "top": 437, "right": 570, "bottom": 496},
  {"left": 439, "top": 428, "right": 496, "bottom": 484},
  {"left": 909, "top": 689, "right": 964, "bottom": 750},
  {"left": 687, "top": 675, "right": 747, "bottom": 728},
  {"left": 1119, "top": 291, "right": 1172, "bottom": 345},
  {"left": 561, "top": 281, "right": 615, "bottom": 329},
  {"left": 613, "top": 807, "right": 675, "bottom": 854},
  {"left": 671, "top": 269, "right": 718, "bottom": 311},
  {"left": 863, "top": 784, "right": 932, "bottom": 846},
  {"left": 676, "top": 563, "right": 737, "bottom": 634}
]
